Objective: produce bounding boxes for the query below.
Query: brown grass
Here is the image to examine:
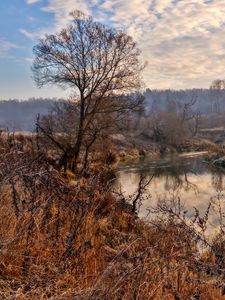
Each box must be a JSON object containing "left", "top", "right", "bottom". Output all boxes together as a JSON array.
[{"left": 0, "top": 135, "right": 225, "bottom": 299}]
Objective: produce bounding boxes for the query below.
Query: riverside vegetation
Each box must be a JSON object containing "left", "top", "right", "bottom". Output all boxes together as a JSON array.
[{"left": 2, "top": 120, "right": 225, "bottom": 299}]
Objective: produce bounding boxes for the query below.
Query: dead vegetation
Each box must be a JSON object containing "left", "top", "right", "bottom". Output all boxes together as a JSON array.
[{"left": 0, "top": 134, "right": 225, "bottom": 299}]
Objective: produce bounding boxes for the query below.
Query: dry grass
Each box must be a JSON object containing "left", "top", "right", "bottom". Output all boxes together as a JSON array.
[{"left": 0, "top": 135, "right": 225, "bottom": 299}]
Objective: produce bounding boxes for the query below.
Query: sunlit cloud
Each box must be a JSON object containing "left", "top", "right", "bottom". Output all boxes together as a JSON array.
[
  {"left": 41, "top": 0, "right": 90, "bottom": 31},
  {"left": 22, "top": 0, "right": 225, "bottom": 89}
]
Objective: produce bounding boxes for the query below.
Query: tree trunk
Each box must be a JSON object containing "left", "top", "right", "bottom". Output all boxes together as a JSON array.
[{"left": 72, "top": 98, "right": 85, "bottom": 172}]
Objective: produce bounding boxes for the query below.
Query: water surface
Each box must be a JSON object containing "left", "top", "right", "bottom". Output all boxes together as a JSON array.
[{"left": 115, "top": 152, "right": 225, "bottom": 235}]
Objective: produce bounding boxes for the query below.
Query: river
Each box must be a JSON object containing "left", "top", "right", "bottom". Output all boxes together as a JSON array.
[{"left": 114, "top": 152, "right": 225, "bottom": 235}]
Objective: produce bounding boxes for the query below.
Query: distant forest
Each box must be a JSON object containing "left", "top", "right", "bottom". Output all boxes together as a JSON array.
[
  {"left": 144, "top": 88, "right": 225, "bottom": 114},
  {"left": 1, "top": 89, "right": 225, "bottom": 131},
  {"left": 0, "top": 98, "right": 60, "bottom": 131}
]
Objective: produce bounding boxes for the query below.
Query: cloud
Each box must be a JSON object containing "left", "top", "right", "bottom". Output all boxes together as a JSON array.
[
  {"left": 28, "top": 16, "right": 37, "bottom": 23},
  {"left": 26, "top": 0, "right": 42, "bottom": 4},
  {"left": 40, "top": 0, "right": 91, "bottom": 31},
  {"left": 25, "top": 0, "right": 225, "bottom": 89},
  {"left": 0, "top": 38, "right": 19, "bottom": 58},
  {"left": 19, "top": 28, "right": 36, "bottom": 39}
]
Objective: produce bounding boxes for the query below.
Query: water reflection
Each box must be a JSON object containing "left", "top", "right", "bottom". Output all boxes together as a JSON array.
[{"left": 115, "top": 153, "right": 225, "bottom": 235}]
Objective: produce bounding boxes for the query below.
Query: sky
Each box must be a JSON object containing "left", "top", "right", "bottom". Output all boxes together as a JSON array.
[{"left": 1, "top": 0, "right": 225, "bottom": 99}]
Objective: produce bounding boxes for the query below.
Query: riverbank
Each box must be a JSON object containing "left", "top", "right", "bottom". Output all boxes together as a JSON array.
[
  {"left": 201, "top": 143, "right": 225, "bottom": 168},
  {"left": 111, "top": 133, "right": 219, "bottom": 163}
]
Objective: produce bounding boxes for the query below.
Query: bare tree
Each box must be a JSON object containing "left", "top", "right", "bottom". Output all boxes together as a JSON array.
[
  {"left": 146, "top": 93, "right": 199, "bottom": 145},
  {"left": 210, "top": 79, "right": 225, "bottom": 90},
  {"left": 32, "top": 11, "right": 144, "bottom": 172},
  {"left": 210, "top": 79, "right": 225, "bottom": 114}
]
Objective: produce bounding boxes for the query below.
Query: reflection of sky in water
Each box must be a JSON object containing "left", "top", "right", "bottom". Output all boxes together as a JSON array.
[{"left": 115, "top": 152, "right": 225, "bottom": 236}]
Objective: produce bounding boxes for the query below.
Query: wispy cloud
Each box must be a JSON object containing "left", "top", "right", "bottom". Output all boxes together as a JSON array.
[
  {"left": 0, "top": 38, "right": 19, "bottom": 58},
  {"left": 23, "top": 0, "right": 225, "bottom": 89},
  {"left": 18, "top": 28, "right": 36, "bottom": 39},
  {"left": 41, "top": 0, "right": 91, "bottom": 31},
  {"left": 26, "top": 0, "right": 42, "bottom": 4}
]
